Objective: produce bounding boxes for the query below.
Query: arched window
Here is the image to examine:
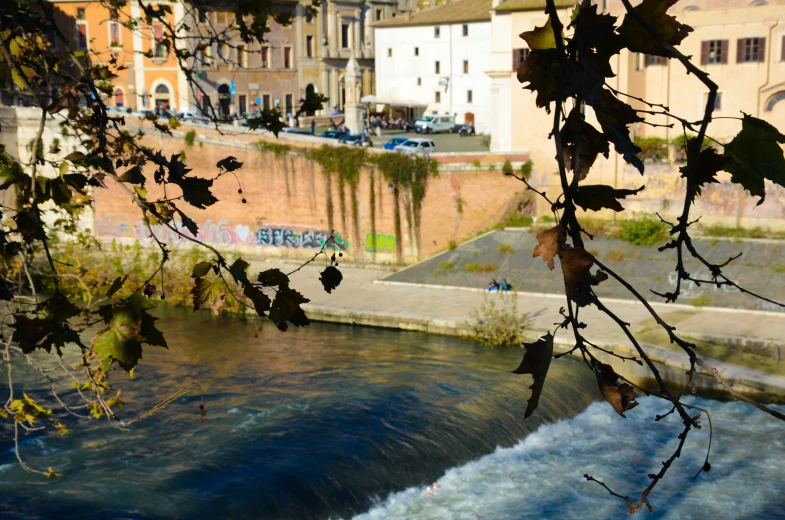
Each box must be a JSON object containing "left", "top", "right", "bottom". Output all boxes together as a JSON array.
[
  {"left": 153, "top": 83, "right": 171, "bottom": 110},
  {"left": 683, "top": 5, "right": 700, "bottom": 11},
  {"left": 750, "top": 0, "right": 768, "bottom": 5},
  {"left": 765, "top": 91, "right": 785, "bottom": 112},
  {"left": 114, "top": 88, "right": 125, "bottom": 108}
]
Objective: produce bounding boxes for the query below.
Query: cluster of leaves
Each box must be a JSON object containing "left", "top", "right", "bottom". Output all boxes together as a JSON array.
[
  {"left": 0, "top": 0, "right": 345, "bottom": 476},
  {"left": 511, "top": 0, "right": 785, "bottom": 512}
]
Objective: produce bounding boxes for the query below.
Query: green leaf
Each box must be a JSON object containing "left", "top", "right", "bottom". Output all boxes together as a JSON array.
[
  {"left": 92, "top": 326, "right": 143, "bottom": 372},
  {"left": 119, "top": 165, "right": 145, "bottom": 184},
  {"left": 257, "top": 268, "right": 289, "bottom": 287},
  {"left": 106, "top": 275, "right": 128, "bottom": 298},
  {"left": 139, "top": 313, "right": 167, "bottom": 348},
  {"left": 511, "top": 333, "right": 554, "bottom": 419},
  {"left": 191, "top": 261, "right": 212, "bottom": 278},
  {"left": 268, "top": 285, "right": 310, "bottom": 331},
  {"left": 723, "top": 114, "right": 785, "bottom": 204},
  {"left": 680, "top": 145, "right": 728, "bottom": 202},
  {"left": 568, "top": 3, "right": 625, "bottom": 61},
  {"left": 191, "top": 277, "right": 227, "bottom": 315},
  {"left": 11, "top": 69, "right": 25, "bottom": 89},
  {"left": 520, "top": 18, "right": 556, "bottom": 50},
  {"left": 59, "top": 161, "right": 69, "bottom": 176},
  {"left": 573, "top": 184, "right": 645, "bottom": 212},
  {"left": 617, "top": 0, "right": 693, "bottom": 56},
  {"left": 46, "top": 467, "right": 63, "bottom": 479},
  {"left": 64, "top": 151, "right": 87, "bottom": 162}
]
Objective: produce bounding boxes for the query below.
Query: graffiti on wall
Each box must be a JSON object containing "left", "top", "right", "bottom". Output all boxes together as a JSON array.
[
  {"left": 365, "top": 233, "right": 396, "bottom": 253},
  {"left": 96, "top": 215, "right": 350, "bottom": 250},
  {"left": 667, "top": 271, "right": 741, "bottom": 299},
  {"left": 256, "top": 227, "right": 349, "bottom": 250}
]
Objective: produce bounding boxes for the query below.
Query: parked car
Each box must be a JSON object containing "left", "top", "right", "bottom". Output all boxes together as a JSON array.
[
  {"left": 383, "top": 137, "right": 409, "bottom": 150},
  {"left": 339, "top": 134, "right": 373, "bottom": 147},
  {"left": 178, "top": 111, "right": 209, "bottom": 124},
  {"left": 319, "top": 130, "right": 349, "bottom": 140},
  {"left": 415, "top": 115, "right": 455, "bottom": 134},
  {"left": 395, "top": 138, "right": 436, "bottom": 155},
  {"left": 282, "top": 128, "right": 315, "bottom": 136}
]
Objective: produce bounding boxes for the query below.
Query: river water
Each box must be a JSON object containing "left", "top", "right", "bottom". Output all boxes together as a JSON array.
[{"left": 1, "top": 311, "right": 783, "bottom": 519}]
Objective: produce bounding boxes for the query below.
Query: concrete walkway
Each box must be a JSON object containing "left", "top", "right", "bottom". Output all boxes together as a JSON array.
[{"left": 251, "top": 259, "right": 785, "bottom": 397}]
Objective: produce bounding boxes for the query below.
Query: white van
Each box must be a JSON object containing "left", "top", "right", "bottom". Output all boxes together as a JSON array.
[{"left": 415, "top": 115, "right": 455, "bottom": 134}]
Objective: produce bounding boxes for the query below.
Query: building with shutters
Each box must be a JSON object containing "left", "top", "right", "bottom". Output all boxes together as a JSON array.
[
  {"left": 373, "top": 0, "right": 494, "bottom": 132},
  {"left": 43, "top": 1, "right": 184, "bottom": 113},
  {"left": 488, "top": 0, "right": 785, "bottom": 174}
]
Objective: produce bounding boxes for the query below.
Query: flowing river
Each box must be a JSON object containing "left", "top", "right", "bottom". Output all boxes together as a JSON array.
[{"left": 1, "top": 310, "right": 783, "bottom": 519}]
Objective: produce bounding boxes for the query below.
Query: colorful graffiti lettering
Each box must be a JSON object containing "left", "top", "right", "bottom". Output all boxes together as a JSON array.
[
  {"left": 365, "top": 233, "right": 396, "bottom": 253},
  {"left": 256, "top": 228, "right": 350, "bottom": 250}
]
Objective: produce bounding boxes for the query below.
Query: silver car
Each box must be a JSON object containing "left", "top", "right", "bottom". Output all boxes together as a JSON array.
[{"left": 395, "top": 138, "right": 436, "bottom": 155}]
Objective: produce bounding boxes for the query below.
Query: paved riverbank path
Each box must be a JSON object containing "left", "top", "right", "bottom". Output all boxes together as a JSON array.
[{"left": 253, "top": 256, "right": 785, "bottom": 397}]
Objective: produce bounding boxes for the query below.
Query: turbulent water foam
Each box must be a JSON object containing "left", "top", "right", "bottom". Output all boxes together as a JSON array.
[{"left": 352, "top": 397, "right": 785, "bottom": 520}]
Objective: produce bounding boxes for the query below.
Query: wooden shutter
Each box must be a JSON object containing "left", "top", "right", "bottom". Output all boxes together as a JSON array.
[
  {"left": 700, "top": 41, "right": 709, "bottom": 65},
  {"left": 782, "top": 35, "right": 785, "bottom": 62},
  {"left": 721, "top": 40, "right": 729, "bottom": 64},
  {"left": 513, "top": 49, "right": 520, "bottom": 70},
  {"left": 737, "top": 38, "right": 745, "bottom": 63},
  {"left": 644, "top": 54, "right": 650, "bottom": 67},
  {"left": 758, "top": 37, "right": 766, "bottom": 62}
]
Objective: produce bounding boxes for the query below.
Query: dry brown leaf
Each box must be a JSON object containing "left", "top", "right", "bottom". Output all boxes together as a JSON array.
[
  {"left": 511, "top": 333, "right": 554, "bottom": 418},
  {"left": 594, "top": 361, "right": 639, "bottom": 418},
  {"left": 559, "top": 247, "right": 594, "bottom": 298},
  {"left": 533, "top": 226, "right": 561, "bottom": 270}
]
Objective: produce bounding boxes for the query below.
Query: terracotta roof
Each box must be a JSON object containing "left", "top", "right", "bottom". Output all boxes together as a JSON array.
[
  {"left": 494, "top": 0, "right": 576, "bottom": 12},
  {"left": 372, "top": 0, "right": 492, "bottom": 28}
]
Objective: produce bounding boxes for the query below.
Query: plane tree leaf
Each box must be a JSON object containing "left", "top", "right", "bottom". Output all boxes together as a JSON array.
[
  {"left": 511, "top": 333, "right": 554, "bottom": 418},
  {"left": 520, "top": 18, "right": 557, "bottom": 50},
  {"left": 594, "top": 90, "right": 644, "bottom": 173},
  {"left": 680, "top": 145, "right": 728, "bottom": 201},
  {"left": 319, "top": 266, "right": 343, "bottom": 294},
  {"left": 517, "top": 50, "right": 562, "bottom": 113},
  {"left": 573, "top": 184, "right": 645, "bottom": 212},
  {"left": 533, "top": 226, "right": 561, "bottom": 270},
  {"left": 268, "top": 285, "right": 310, "bottom": 332},
  {"left": 723, "top": 114, "right": 785, "bottom": 204},
  {"left": 559, "top": 248, "right": 608, "bottom": 306},
  {"left": 561, "top": 108, "right": 609, "bottom": 181},
  {"left": 593, "top": 361, "right": 639, "bottom": 417},
  {"left": 617, "top": 0, "right": 693, "bottom": 56}
]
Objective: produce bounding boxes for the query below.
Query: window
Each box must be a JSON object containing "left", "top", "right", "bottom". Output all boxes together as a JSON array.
[
  {"left": 435, "top": 91, "right": 441, "bottom": 103},
  {"left": 153, "top": 26, "right": 166, "bottom": 58},
  {"left": 77, "top": 8, "right": 86, "bottom": 20},
  {"left": 463, "top": 60, "right": 469, "bottom": 74},
  {"left": 341, "top": 23, "right": 350, "bottom": 49},
  {"left": 513, "top": 48, "right": 530, "bottom": 68},
  {"left": 644, "top": 54, "right": 667, "bottom": 66},
  {"left": 737, "top": 37, "right": 765, "bottom": 63},
  {"left": 414, "top": 47, "right": 419, "bottom": 56},
  {"left": 306, "top": 10, "right": 313, "bottom": 23},
  {"left": 306, "top": 35, "right": 314, "bottom": 58},
  {"left": 114, "top": 88, "right": 125, "bottom": 108},
  {"left": 417, "top": 77, "right": 422, "bottom": 85},
  {"left": 239, "top": 94, "right": 247, "bottom": 115},
  {"left": 700, "top": 40, "right": 727, "bottom": 65},
  {"left": 109, "top": 21, "right": 121, "bottom": 46},
  {"left": 704, "top": 92, "right": 722, "bottom": 111},
  {"left": 238, "top": 46, "right": 247, "bottom": 67},
  {"left": 435, "top": 60, "right": 440, "bottom": 74},
  {"left": 782, "top": 35, "right": 785, "bottom": 61},
  {"left": 285, "top": 94, "right": 293, "bottom": 115},
  {"left": 261, "top": 46, "right": 270, "bottom": 68},
  {"left": 388, "top": 48, "right": 392, "bottom": 57},
  {"left": 216, "top": 12, "right": 227, "bottom": 25},
  {"left": 198, "top": 9, "right": 207, "bottom": 24},
  {"left": 376, "top": 8, "right": 383, "bottom": 21},
  {"left": 434, "top": 26, "right": 440, "bottom": 38},
  {"left": 284, "top": 46, "right": 292, "bottom": 69},
  {"left": 467, "top": 90, "right": 473, "bottom": 103},
  {"left": 218, "top": 42, "right": 229, "bottom": 61},
  {"left": 262, "top": 94, "right": 271, "bottom": 110},
  {"left": 462, "top": 24, "right": 468, "bottom": 37},
  {"left": 76, "top": 22, "right": 88, "bottom": 50}
]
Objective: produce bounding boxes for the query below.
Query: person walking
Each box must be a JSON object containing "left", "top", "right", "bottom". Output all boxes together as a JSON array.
[{"left": 311, "top": 119, "right": 316, "bottom": 135}]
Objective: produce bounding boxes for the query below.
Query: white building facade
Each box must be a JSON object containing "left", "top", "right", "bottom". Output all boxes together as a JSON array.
[{"left": 373, "top": 0, "right": 493, "bottom": 133}]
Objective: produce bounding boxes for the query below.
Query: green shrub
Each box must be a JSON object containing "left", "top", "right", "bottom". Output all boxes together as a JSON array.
[
  {"left": 465, "top": 262, "right": 479, "bottom": 272},
  {"left": 520, "top": 160, "right": 533, "bottom": 180},
  {"left": 438, "top": 261, "right": 455, "bottom": 270},
  {"left": 498, "top": 243, "right": 515, "bottom": 255},
  {"left": 689, "top": 295, "right": 711, "bottom": 307},
  {"left": 448, "top": 240, "right": 458, "bottom": 251},
  {"left": 476, "top": 263, "right": 497, "bottom": 273},
  {"left": 619, "top": 215, "right": 667, "bottom": 246},
  {"left": 468, "top": 293, "right": 530, "bottom": 347},
  {"left": 502, "top": 160, "right": 514, "bottom": 175},
  {"left": 634, "top": 136, "right": 668, "bottom": 163}
]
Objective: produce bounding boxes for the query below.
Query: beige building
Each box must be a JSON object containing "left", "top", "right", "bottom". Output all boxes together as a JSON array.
[
  {"left": 296, "top": 0, "right": 414, "bottom": 114},
  {"left": 489, "top": 0, "right": 785, "bottom": 184}
]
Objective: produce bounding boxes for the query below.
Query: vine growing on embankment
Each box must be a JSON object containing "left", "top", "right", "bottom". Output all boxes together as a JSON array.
[{"left": 510, "top": 0, "right": 785, "bottom": 512}]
